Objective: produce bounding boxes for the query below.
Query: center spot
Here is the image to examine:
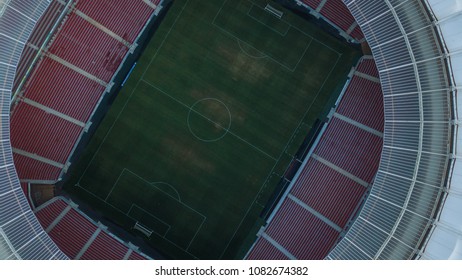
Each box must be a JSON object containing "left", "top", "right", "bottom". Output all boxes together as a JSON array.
[{"left": 187, "top": 98, "right": 232, "bottom": 142}]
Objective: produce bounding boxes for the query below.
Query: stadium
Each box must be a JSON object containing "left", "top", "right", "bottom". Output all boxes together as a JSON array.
[{"left": 0, "top": 0, "right": 461, "bottom": 260}]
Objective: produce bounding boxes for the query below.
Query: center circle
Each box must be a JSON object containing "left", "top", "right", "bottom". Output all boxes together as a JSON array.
[{"left": 187, "top": 98, "right": 232, "bottom": 142}]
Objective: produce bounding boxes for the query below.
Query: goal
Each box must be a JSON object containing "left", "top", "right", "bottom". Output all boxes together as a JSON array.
[
  {"left": 264, "top": 4, "right": 283, "bottom": 19},
  {"left": 133, "top": 221, "right": 153, "bottom": 238}
]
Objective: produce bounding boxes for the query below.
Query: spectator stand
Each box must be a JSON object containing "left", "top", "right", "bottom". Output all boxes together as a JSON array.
[
  {"left": 295, "top": 0, "right": 365, "bottom": 43},
  {"left": 10, "top": 0, "right": 165, "bottom": 184},
  {"left": 34, "top": 196, "right": 152, "bottom": 260},
  {"left": 246, "top": 56, "right": 384, "bottom": 259}
]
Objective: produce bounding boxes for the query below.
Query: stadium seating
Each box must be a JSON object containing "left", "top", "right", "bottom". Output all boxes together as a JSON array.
[
  {"left": 349, "top": 25, "right": 364, "bottom": 42},
  {"left": 11, "top": 0, "right": 160, "bottom": 183},
  {"left": 289, "top": 159, "right": 365, "bottom": 227},
  {"left": 74, "top": 0, "right": 161, "bottom": 43},
  {"left": 10, "top": 102, "right": 82, "bottom": 164},
  {"left": 12, "top": 153, "right": 62, "bottom": 181},
  {"left": 335, "top": 76, "right": 384, "bottom": 132},
  {"left": 313, "top": 117, "right": 382, "bottom": 183},
  {"left": 128, "top": 251, "right": 148, "bottom": 260},
  {"left": 48, "top": 208, "right": 98, "bottom": 259},
  {"left": 48, "top": 13, "right": 129, "bottom": 82},
  {"left": 300, "top": 0, "right": 365, "bottom": 41},
  {"left": 22, "top": 57, "right": 105, "bottom": 122},
  {"left": 35, "top": 196, "right": 150, "bottom": 260},
  {"left": 355, "top": 58, "right": 380, "bottom": 78},
  {"left": 80, "top": 231, "right": 130, "bottom": 260},
  {"left": 35, "top": 198, "right": 68, "bottom": 229},
  {"left": 247, "top": 237, "right": 291, "bottom": 260},
  {"left": 246, "top": 57, "right": 383, "bottom": 260},
  {"left": 318, "top": 0, "right": 357, "bottom": 33},
  {"left": 265, "top": 199, "right": 339, "bottom": 259}
]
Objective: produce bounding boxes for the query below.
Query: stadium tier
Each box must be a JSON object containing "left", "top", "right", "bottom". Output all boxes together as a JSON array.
[
  {"left": 10, "top": 0, "right": 161, "bottom": 183},
  {"left": 74, "top": 0, "right": 161, "bottom": 44},
  {"left": 11, "top": 102, "right": 83, "bottom": 164},
  {"left": 264, "top": 199, "right": 340, "bottom": 259},
  {"left": 48, "top": 12, "right": 129, "bottom": 82},
  {"left": 313, "top": 117, "right": 382, "bottom": 182},
  {"left": 34, "top": 197, "right": 68, "bottom": 229},
  {"left": 80, "top": 231, "right": 132, "bottom": 260},
  {"left": 0, "top": 0, "right": 461, "bottom": 260},
  {"left": 246, "top": 57, "right": 384, "bottom": 259},
  {"left": 21, "top": 57, "right": 106, "bottom": 122},
  {"left": 289, "top": 159, "right": 366, "bottom": 228},
  {"left": 13, "top": 153, "right": 62, "bottom": 182},
  {"left": 298, "top": 0, "right": 365, "bottom": 41},
  {"left": 318, "top": 0, "right": 357, "bottom": 33},
  {"left": 246, "top": 237, "right": 291, "bottom": 260},
  {"left": 35, "top": 197, "right": 150, "bottom": 260},
  {"left": 355, "top": 58, "right": 380, "bottom": 78},
  {"left": 335, "top": 76, "right": 384, "bottom": 132},
  {"left": 47, "top": 208, "right": 98, "bottom": 259},
  {"left": 328, "top": 0, "right": 454, "bottom": 260},
  {"left": 0, "top": 0, "right": 162, "bottom": 259}
]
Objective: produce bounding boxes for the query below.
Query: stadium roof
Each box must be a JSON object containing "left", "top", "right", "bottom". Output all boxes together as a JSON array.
[
  {"left": 417, "top": 0, "right": 462, "bottom": 259},
  {"left": 0, "top": 0, "right": 67, "bottom": 260},
  {"left": 327, "top": 0, "right": 462, "bottom": 260}
]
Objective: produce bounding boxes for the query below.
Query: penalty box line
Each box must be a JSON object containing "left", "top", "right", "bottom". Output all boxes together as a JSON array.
[
  {"left": 105, "top": 168, "right": 206, "bottom": 219},
  {"left": 212, "top": 0, "right": 310, "bottom": 72},
  {"left": 105, "top": 167, "right": 207, "bottom": 251},
  {"left": 212, "top": 0, "right": 341, "bottom": 72},
  {"left": 246, "top": 0, "right": 342, "bottom": 55}
]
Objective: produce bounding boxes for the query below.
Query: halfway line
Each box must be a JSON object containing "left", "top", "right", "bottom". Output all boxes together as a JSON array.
[{"left": 141, "top": 79, "right": 277, "bottom": 161}]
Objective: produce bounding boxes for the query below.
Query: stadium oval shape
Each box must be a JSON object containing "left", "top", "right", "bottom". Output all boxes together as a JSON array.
[{"left": 0, "top": 0, "right": 461, "bottom": 260}]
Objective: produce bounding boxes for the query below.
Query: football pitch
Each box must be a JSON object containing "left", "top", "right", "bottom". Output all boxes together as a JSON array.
[{"left": 64, "top": 0, "right": 360, "bottom": 259}]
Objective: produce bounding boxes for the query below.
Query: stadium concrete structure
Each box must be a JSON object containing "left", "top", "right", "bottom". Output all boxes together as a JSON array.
[{"left": 0, "top": 0, "right": 461, "bottom": 260}]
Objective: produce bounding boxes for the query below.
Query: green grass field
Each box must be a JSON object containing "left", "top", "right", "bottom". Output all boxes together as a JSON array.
[{"left": 64, "top": 0, "right": 360, "bottom": 259}]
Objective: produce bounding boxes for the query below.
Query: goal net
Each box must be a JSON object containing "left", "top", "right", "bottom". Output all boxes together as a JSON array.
[
  {"left": 133, "top": 221, "right": 153, "bottom": 238},
  {"left": 264, "top": 4, "right": 283, "bottom": 19}
]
